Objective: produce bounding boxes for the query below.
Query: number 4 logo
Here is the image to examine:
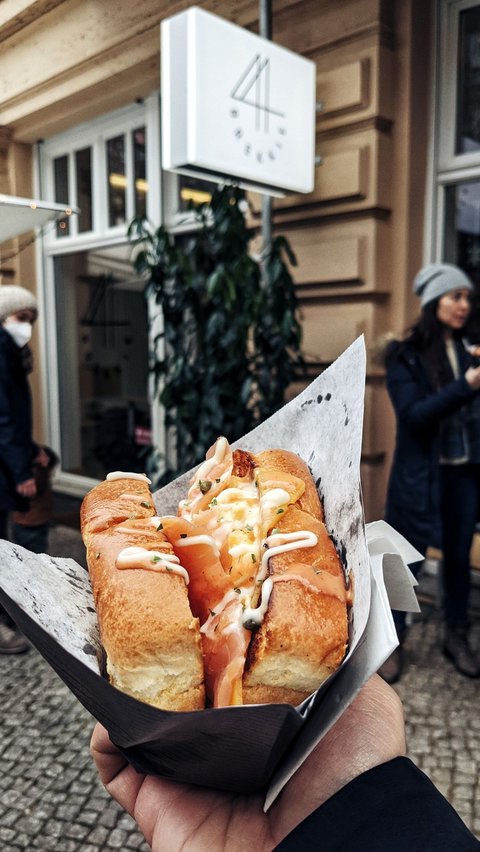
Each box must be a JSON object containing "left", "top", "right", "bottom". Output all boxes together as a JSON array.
[{"left": 230, "top": 54, "right": 286, "bottom": 133}]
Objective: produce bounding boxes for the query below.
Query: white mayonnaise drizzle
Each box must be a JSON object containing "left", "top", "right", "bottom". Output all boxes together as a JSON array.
[
  {"left": 200, "top": 588, "right": 252, "bottom": 634},
  {"left": 115, "top": 546, "right": 189, "bottom": 583},
  {"left": 241, "top": 578, "right": 274, "bottom": 628},
  {"left": 259, "top": 488, "right": 291, "bottom": 513},
  {"left": 195, "top": 436, "right": 229, "bottom": 482},
  {"left": 215, "top": 486, "right": 257, "bottom": 504},
  {"left": 174, "top": 534, "right": 220, "bottom": 556},
  {"left": 257, "top": 530, "right": 318, "bottom": 583},
  {"left": 106, "top": 471, "right": 152, "bottom": 483},
  {"left": 238, "top": 530, "right": 318, "bottom": 629}
]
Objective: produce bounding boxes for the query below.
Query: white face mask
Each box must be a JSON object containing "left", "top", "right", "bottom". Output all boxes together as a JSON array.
[{"left": 3, "top": 321, "right": 33, "bottom": 348}]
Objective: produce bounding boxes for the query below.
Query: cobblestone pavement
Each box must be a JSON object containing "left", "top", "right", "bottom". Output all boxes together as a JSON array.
[{"left": 0, "top": 525, "right": 479, "bottom": 849}]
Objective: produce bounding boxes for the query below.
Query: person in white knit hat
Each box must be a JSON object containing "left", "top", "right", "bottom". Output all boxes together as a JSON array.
[
  {"left": 0, "top": 284, "right": 50, "bottom": 654},
  {"left": 381, "top": 262, "right": 480, "bottom": 683}
]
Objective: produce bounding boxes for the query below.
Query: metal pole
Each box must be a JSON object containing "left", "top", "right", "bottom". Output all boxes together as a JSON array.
[{"left": 259, "top": 0, "right": 272, "bottom": 284}]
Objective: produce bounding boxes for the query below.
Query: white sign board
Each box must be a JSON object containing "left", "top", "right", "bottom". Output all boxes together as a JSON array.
[{"left": 161, "top": 7, "right": 316, "bottom": 196}]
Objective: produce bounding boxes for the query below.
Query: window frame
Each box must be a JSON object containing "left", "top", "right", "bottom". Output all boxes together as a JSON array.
[
  {"left": 35, "top": 96, "right": 165, "bottom": 496},
  {"left": 429, "top": 0, "right": 480, "bottom": 259}
]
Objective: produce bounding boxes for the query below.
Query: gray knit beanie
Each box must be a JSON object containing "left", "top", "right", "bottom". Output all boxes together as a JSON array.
[
  {"left": 0, "top": 285, "right": 38, "bottom": 322},
  {"left": 413, "top": 263, "right": 473, "bottom": 308}
]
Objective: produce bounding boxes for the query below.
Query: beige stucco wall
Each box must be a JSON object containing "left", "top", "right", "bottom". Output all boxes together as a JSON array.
[{"left": 0, "top": 0, "right": 434, "bottom": 519}]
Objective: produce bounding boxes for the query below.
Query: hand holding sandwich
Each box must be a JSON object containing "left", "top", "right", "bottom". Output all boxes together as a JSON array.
[{"left": 91, "top": 675, "right": 405, "bottom": 852}]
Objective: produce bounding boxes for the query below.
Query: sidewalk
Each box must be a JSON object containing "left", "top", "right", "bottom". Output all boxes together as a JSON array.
[{"left": 0, "top": 524, "right": 479, "bottom": 849}]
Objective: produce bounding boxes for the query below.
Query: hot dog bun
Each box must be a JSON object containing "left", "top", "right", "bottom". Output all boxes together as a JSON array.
[{"left": 81, "top": 476, "right": 205, "bottom": 711}]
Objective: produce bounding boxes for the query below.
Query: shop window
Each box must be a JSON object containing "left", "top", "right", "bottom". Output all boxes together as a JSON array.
[
  {"left": 54, "top": 247, "right": 151, "bottom": 480},
  {"left": 433, "top": 1, "right": 480, "bottom": 289},
  {"left": 133, "top": 126, "right": 148, "bottom": 219},
  {"left": 75, "top": 147, "right": 92, "bottom": 232},
  {"left": 456, "top": 5, "right": 480, "bottom": 155},
  {"left": 107, "top": 135, "right": 127, "bottom": 226},
  {"left": 53, "top": 155, "right": 70, "bottom": 237}
]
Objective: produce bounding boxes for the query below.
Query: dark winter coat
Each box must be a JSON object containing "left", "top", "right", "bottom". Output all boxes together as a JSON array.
[
  {"left": 385, "top": 338, "right": 480, "bottom": 555},
  {"left": 0, "top": 325, "right": 37, "bottom": 511}
]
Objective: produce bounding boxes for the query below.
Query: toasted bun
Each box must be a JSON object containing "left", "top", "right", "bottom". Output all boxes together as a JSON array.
[
  {"left": 242, "top": 471, "right": 348, "bottom": 704},
  {"left": 81, "top": 478, "right": 204, "bottom": 711}
]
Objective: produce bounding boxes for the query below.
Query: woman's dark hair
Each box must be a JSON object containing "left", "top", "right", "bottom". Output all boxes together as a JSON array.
[{"left": 403, "top": 300, "right": 461, "bottom": 388}]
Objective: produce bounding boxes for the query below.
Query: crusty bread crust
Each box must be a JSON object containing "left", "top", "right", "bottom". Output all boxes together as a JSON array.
[
  {"left": 81, "top": 479, "right": 205, "bottom": 711},
  {"left": 242, "top": 477, "right": 348, "bottom": 704}
]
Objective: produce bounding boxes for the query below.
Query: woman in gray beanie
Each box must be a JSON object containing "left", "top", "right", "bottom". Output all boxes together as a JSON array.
[
  {"left": 382, "top": 262, "right": 480, "bottom": 683},
  {"left": 0, "top": 285, "right": 50, "bottom": 654}
]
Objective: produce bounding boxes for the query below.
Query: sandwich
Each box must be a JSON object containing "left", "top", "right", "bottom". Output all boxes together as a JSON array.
[{"left": 81, "top": 437, "right": 351, "bottom": 711}]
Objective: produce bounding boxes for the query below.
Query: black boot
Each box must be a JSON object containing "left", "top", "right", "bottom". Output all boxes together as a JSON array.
[
  {"left": 0, "top": 616, "right": 29, "bottom": 655},
  {"left": 443, "top": 625, "right": 480, "bottom": 678}
]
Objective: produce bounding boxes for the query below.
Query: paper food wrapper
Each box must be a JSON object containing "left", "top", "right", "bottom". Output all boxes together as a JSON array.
[{"left": 0, "top": 337, "right": 419, "bottom": 805}]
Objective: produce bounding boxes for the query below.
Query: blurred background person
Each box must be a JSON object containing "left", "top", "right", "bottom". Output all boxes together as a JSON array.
[
  {"left": 0, "top": 284, "right": 50, "bottom": 654},
  {"left": 381, "top": 263, "right": 480, "bottom": 683}
]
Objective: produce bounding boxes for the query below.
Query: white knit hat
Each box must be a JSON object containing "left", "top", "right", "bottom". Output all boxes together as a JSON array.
[
  {"left": 413, "top": 263, "right": 473, "bottom": 308},
  {"left": 0, "top": 285, "right": 38, "bottom": 322}
]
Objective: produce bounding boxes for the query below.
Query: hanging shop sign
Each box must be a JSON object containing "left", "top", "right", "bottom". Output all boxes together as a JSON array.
[{"left": 161, "top": 6, "right": 316, "bottom": 196}]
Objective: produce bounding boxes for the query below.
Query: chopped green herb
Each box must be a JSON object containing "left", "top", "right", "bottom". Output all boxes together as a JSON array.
[
  {"left": 180, "top": 533, "right": 187, "bottom": 539},
  {"left": 251, "top": 553, "right": 257, "bottom": 563},
  {"left": 216, "top": 478, "right": 221, "bottom": 483},
  {"left": 271, "top": 528, "right": 280, "bottom": 535},
  {"left": 165, "top": 566, "right": 173, "bottom": 572},
  {"left": 151, "top": 555, "right": 162, "bottom": 563},
  {"left": 209, "top": 608, "right": 216, "bottom": 617},
  {"left": 276, "top": 508, "right": 285, "bottom": 514},
  {"left": 245, "top": 524, "right": 253, "bottom": 532},
  {"left": 140, "top": 501, "right": 151, "bottom": 509},
  {"left": 199, "top": 479, "right": 212, "bottom": 494},
  {"left": 234, "top": 588, "right": 241, "bottom": 594},
  {"left": 210, "top": 498, "right": 218, "bottom": 506},
  {"left": 156, "top": 523, "right": 163, "bottom": 531}
]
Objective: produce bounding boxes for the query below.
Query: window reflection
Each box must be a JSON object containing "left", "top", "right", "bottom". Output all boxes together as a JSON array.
[
  {"left": 54, "top": 155, "right": 70, "bottom": 237},
  {"left": 444, "top": 180, "right": 480, "bottom": 338},
  {"left": 456, "top": 6, "right": 480, "bottom": 154},
  {"left": 54, "top": 248, "right": 151, "bottom": 478},
  {"left": 178, "top": 175, "right": 216, "bottom": 211},
  {"left": 107, "top": 136, "right": 127, "bottom": 226},
  {"left": 75, "top": 147, "right": 92, "bottom": 232},
  {"left": 133, "top": 127, "right": 147, "bottom": 218}
]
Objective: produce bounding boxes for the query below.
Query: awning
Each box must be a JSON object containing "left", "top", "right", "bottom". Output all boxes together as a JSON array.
[{"left": 0, "top": 194, "right": 78, "bottom": 244}]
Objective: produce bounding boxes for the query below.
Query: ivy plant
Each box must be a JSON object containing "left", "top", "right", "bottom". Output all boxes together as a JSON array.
[{"left": 129, "top": 184, "right": 303, "bottom": 483}]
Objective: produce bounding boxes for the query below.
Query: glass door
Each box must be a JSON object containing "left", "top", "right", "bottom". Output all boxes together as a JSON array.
[{"left": 53, "top": 246, "right": 151, "bottom": 479}]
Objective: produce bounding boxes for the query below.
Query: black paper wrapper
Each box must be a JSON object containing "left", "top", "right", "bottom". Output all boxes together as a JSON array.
[
  {"left": 0, "top": 338, "right": 377, "bottom": 798},
  {"left": 0, "top": 580, "right": 304, "bottom": 792}
]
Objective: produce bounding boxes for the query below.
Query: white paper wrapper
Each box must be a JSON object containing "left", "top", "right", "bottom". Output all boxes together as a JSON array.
[{"left": 0, "top": 336, "right": 418, "bottom": 803}]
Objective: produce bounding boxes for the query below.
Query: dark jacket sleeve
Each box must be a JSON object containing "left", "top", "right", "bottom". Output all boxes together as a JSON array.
[
  {"left": 387, "top": 354, "right": 475, "bottom": 432},
  {"left": 0, "top": 341, "right": 34, "bottom": 486},
  {"left": 274, "top": 757, "right": 479, "bottom": 852}
]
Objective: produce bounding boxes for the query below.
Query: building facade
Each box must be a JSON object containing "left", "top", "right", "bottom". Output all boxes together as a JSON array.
[{"left": 0, "top": 0, "right": 476, "bottom": 524}]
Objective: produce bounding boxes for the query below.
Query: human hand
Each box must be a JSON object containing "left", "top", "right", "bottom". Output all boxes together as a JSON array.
[
  {"left": 91, "top": 674, "right": 405, "bottom": 851},
  {"left": 16, "top": 478, "right": 36, "bottom": 498},
  {"left": 465, "top": 365, "right": 480, "bottom": 389}
]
